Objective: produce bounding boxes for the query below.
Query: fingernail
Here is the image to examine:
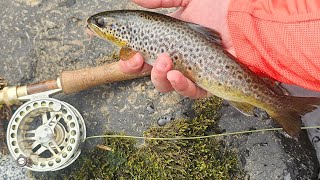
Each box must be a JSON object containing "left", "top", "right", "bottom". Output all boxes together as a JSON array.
[
  {"left": 169, "top": 79, "right": 176, "bottom": 86},
  {"left": 156, "top": 59, "right": 167, "bottom": 72}
]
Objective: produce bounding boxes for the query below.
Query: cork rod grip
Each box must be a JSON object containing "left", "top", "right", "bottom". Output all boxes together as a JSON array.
[{"left": 60, "top": 61, "right": 150, "bottom": 94}]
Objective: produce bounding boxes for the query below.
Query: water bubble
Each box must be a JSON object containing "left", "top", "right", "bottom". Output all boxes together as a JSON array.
[
  {"left": 21, "top": 168, "right": 27, "bottom": 174},
  {"left": 157, "top": 115, "right": 174, "bottom": 126},
  {"left": 146, "top": 103, "right": 155, "bottom": 114},
  {"left": 2, "top": 174, "right": 8, "bottom": 180}
]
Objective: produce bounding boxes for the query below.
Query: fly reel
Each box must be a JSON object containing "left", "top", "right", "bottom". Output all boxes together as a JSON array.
[{"left": 6, "top": 93, "right": 86, "bottom": 172}]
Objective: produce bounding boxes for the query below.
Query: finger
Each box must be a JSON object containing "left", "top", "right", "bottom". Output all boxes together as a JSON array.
[
  {"left": 151, "top": 53, "right": 174, "bottom": 92},
  {"left": 132, "top": 0, "right": 190, "bottom": 8},
  {"left": 167, "top": 70, "right": 208, "bottom": 99},
  {"left": 119, "top": 53, "right": 152, "bottom": 74}
]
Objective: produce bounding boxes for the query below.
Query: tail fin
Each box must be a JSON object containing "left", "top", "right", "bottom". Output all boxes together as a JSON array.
[{"left": 267, "top": 96, "right": 320, "bottom": 138}]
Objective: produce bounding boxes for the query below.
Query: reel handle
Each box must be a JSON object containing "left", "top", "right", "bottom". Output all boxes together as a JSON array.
[{"left": 60, "top": 61, "right": 150, "bottom": 94}]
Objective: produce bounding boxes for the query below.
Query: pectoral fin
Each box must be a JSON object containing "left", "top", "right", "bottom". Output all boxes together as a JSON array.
[
  {"left": 119, "top": 47, "right": 137, "bottom": 61},
  {"left": 262, "top": 78, "right": 291, "bottom": 95},
  {"left": 187, "top": 23, "right": 222, "bottom": 46},
  {"left": 229, "top": 101, "right": 255, "bottom": 116}
]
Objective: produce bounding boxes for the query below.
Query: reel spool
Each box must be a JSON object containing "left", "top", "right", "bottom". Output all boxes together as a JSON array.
[{"left": 6, "top": 97, "right": 86, "bottom": 172}]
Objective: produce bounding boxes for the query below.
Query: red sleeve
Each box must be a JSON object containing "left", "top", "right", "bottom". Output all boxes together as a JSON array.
[{"left": 227, "top": 0, "right": 320, "bottom": 91}]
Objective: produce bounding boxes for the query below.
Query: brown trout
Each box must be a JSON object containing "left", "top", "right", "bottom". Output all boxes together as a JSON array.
[{"left": 87, "top": 10, "right": 320, "bottom": 137}]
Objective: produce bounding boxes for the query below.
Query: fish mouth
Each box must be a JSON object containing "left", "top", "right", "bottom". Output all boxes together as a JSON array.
[
  {"left": 86, "top": 22, "right": 105, "bottom": 39},
  {"left": 86, "top": 15, "right": 128, "bottom": 46},
  {"left": 85, "top": 23, "right": 98, "bottom": 37},
  {"left": 86, "top": 15, "right": 102, "bottom": 36},
  {"left": 86, "top": 16, "right": 105, "bottom": 38}
]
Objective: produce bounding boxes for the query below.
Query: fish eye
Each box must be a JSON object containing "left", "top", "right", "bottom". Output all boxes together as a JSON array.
[{"left": 96, "top": 18, "right": 105, "bottom": 28}]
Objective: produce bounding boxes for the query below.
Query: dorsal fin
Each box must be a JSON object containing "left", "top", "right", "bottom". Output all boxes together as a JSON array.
[{"left": 187, "top": 23, "right": 222, "bottom": 45}]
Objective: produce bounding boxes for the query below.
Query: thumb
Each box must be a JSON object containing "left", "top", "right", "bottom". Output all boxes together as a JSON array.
[{"left": 132, "top": 0, "right": 190, "bottom": 8}]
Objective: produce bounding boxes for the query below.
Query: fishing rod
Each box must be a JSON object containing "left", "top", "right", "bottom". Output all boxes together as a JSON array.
[
  {"left": 1, "top": 61, "right": 149, "bottom": 172},
  {"left": 0, "top": 61, "right": 149, "bottom": 106}
]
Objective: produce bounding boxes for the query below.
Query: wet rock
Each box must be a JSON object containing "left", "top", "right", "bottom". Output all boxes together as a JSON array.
[
  {"left": 219, "top": 106, "right": 319, "bottom": 179},
  {"left": 253, "top": 107, "right": 270, "bottom": 120},
  {"left": 59, "top": 0, "right": 76, "bottom": 7},
  {"left": 0, "top": 0, "right": 318, "bottom": 179}
]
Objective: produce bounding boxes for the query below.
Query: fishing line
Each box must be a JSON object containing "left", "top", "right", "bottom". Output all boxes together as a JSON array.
[{"left": 85, "top": 125, "right": 320, "bottom": 141}]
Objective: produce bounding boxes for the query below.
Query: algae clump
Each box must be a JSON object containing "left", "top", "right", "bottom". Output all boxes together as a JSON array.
[{"left": 64, "top": 96, "right": 242, "bottom": 179}]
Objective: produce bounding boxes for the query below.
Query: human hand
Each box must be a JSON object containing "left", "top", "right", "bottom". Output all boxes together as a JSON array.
[{"left": 120, "top": 0, "right": 233, "bottom": 99}]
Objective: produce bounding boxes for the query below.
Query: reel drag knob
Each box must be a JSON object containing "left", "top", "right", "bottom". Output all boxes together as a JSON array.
[{"left": 16, "top": 155, "right": 32, "bottom": 167}]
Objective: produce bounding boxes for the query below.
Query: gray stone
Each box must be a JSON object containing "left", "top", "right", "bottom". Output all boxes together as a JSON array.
[
  {"left": 0, "top": 0, "right": 318, "bottom": 179},
  {"left": 219, "top": 106, "right": 319, "bottom": 179}
]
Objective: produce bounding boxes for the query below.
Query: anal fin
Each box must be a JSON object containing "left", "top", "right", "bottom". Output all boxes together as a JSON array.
[{"left": 229, "top": 101, "right": 255, "bottom": 116}]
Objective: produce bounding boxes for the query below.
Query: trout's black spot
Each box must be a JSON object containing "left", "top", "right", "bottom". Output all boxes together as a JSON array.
[
  {"left": 253, "top": 85, "right": 258, "bottom": 89},
  {"left": 237, "top": 75, "right": 242, "bottom": 80},
  {"left": 225, "top": 65, "right": 230, "bottom": 69},
  {"left": 192, "top": 54, "right": 197, "bottom": 59},
  {"left": 188, "top": 66, "right": 192, "bottom": 70},
  {"left": 218, "top": 83, "right": 222, "bottom": 86}
]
